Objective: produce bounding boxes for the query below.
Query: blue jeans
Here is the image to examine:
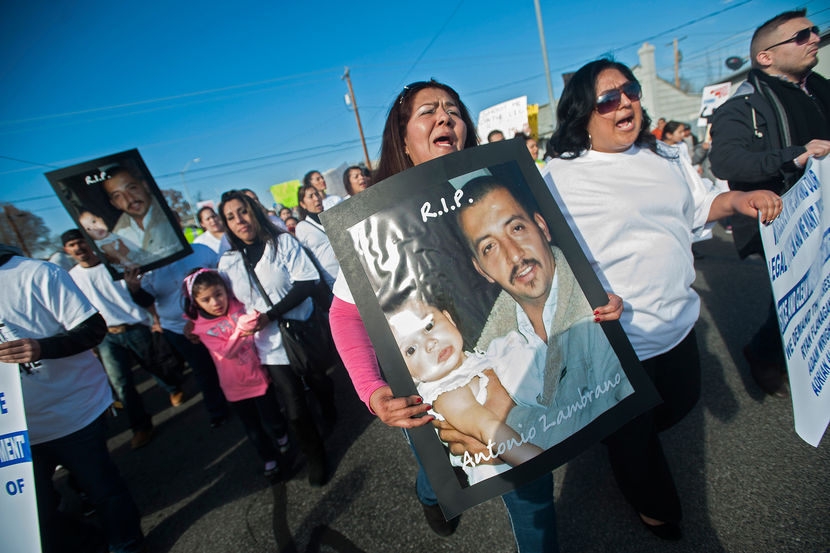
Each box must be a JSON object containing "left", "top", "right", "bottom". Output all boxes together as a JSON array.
[
  {"left": 97, "top": 324, "right": 179, "bottom": 431},
  {"left": 32, "top": 413, "right": 145, "bottom": 553},
  {"left": 163, "top": 329, "right": 228, "bottom": 420},
  {"left": 407, "top": 431, "right": 557, "bottom": 552}
]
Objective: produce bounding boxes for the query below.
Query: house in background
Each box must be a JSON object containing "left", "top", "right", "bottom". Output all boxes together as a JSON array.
[{"left": 632, "top": 42, "right": 702, "bottom": 126}]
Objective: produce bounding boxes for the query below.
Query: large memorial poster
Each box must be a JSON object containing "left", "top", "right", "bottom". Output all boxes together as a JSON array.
[
  {"left": 322, "top": 139, "right": 660, "bottom": 517},
  {"left": 45, "top": 149, "right": 192, "bottom": 280},
  {"left": 0, "top": 330, "right": 41, "bottom": 552},
  {"left": 760, "top": 156, "right": 830, "bottom": 447}
]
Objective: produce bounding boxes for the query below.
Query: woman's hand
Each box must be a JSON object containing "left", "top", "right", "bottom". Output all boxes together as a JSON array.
[
  {"left": 594, "top": 293, "right": 623, "bottom": 322},
  {"left": 735, "top": 190, "right": 783, "bottom": 225},
  {"left": 369, "top": 385, "right": 433, "bottom": 428},
  {"left": 242, "top": 312, "right": 271, "bottom": 336},
  {"left": 0, "top": 338, "right": 41, "bottom": 364}
]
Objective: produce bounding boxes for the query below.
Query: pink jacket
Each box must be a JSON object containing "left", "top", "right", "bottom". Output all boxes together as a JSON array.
[
  {"left": 190, "top": 298, "right": 269, "bottom": 402},
  {"left": 329, "top": 296, "right": 386, "bottom": 412}
]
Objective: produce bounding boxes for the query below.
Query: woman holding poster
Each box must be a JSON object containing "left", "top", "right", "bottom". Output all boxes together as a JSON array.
[
  {"left": 545, "top": 59, "right": 783, "bottom": 540},
  {"left": 328, "top": 79, "right": 622, "bottom": 550}
]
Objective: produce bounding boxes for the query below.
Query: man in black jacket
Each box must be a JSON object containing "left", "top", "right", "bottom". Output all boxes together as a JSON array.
[{"left": 711, "top": 9, "right": 830, "bottom": 398}]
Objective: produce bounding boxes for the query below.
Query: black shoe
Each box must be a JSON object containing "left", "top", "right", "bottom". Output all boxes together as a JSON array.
[
  {"left": 640, "top": 517, "right": 682, "bottom": 541},
  {"left": 743, "top": 346, "right": 789, "bottom": 398},
  {"left": 421, "top": 501, "right": 458, "bottom": 537},
  {"left": 210, "top": 415, "right": 228, "bottom": 428}
]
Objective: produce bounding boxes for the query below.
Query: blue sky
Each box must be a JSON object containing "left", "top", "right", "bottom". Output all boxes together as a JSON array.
[{"left": 1, "top": 0, "right": 825, "bottom": 244}]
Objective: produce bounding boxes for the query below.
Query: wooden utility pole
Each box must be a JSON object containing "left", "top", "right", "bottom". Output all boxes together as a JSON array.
[
  {"left": 4, "top": 205, "right": 30, "bottom": 257},
  {"left": 533, "top": 0, "right": 557, "bottom": 129},
  {"left": 673, "top": 38, "right": 680, "bottom": 88},
  {"left": 342, "top": 67, "right": 372, "bottom": 172}
]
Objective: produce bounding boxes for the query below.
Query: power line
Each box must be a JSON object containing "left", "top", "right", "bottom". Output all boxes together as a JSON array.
[{"left": 0, "top": 66, "right": 343, "bottom": 127}]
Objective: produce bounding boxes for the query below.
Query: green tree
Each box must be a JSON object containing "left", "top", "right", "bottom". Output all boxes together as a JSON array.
[{"left": 0, "top": 203, "right": 57, "bottom": 257}]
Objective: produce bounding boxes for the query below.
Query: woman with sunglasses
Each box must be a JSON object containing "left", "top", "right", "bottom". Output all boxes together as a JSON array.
[
  {"left": 545, "top": 59, "right": 783, "bottom": 540},
  {"left": 329, "top": 80, "right": 571, "bottom": 550}
]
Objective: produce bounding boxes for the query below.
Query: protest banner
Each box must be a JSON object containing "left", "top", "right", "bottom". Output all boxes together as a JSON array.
[
  {"left": 759, "top": 156, "right": 830, "bottom": 447},
  {"left": 0, "top": 326, "right": 41, "bottom": 553},
  {"left": 45, "top": 149, "right": 191, "bottom": 279},
  {"left": 321, "top": 139, "right": 659, "bottom": 517},
  {"left": 270, "top": 179, "right": 302, "bottom": 208},
  {"left": 477, "top": 96, "right": 529, "bottom": 142},
  {"left": 697, "top": 81, "right": 731, "bottom": 127}
]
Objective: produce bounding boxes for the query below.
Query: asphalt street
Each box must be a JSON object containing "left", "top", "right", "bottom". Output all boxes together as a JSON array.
[{"left": 54, "top": 225, "right": 830, "bottom": 553}]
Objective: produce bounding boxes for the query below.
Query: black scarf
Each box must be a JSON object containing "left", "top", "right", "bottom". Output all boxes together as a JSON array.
[{"left": 752, "top": 69, "right": 830, "bottom": 147}]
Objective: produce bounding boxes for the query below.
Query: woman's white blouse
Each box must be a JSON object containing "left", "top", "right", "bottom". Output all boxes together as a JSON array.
[{"left": 219, "top": 233, "right": 318, "bottom": 365}]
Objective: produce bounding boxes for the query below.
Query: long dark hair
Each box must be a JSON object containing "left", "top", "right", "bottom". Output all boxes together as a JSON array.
[
  {"left": 218, "top": 190, "right": 283, "bottom": 252},
  {"left": 548, "top": 59, "right": 656, "bottom": 159},
  {"left": 296, "top": 184, "right": 321, "bottom": 221},
  {"left": 373, "top": 80, "right": 478, "bottom": 182}
]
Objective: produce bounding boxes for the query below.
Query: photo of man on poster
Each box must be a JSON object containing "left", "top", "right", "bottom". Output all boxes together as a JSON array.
[
  {"left": 45, "top": 149, "right": 192, "bottom": 278},
  {"left": 348, "top": 165, "right": 634, "bottom": 487},
  {"left": 103, "top": 165, "right": 181, "bottom": 258}
]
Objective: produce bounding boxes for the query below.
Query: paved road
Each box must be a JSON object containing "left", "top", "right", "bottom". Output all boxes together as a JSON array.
[{"left": 55, "top": 226, "right": 830, "bottom": 552}]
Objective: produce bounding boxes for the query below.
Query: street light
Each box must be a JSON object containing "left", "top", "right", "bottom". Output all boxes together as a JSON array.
[{"left": 180, "top": 157, "right": 200, "bottom": 225}]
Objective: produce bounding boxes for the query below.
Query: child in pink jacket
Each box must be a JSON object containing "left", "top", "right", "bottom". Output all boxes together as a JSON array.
[{"left": 183, "top": 268, "right": 288, "bottom": 478}]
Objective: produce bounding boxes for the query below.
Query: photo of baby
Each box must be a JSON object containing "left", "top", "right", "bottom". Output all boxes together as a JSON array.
[
  {"left": 78, "top": 210, "right": 150, "bottom": 270},
  {"left": 384, "top": 289, "right": 544, "bottom": 485}
]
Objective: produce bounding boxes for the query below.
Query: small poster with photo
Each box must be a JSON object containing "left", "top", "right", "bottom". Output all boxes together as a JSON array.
[
  {"left": 321, "top": 139, "right": 660, "bottom": 518},
  {"left": 45, "top": 149, "right": 192, "bottom": 279}
]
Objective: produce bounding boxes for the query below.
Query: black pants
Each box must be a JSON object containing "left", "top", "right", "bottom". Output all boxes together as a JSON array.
[
  {"left": 603, "top": 329, "right": 701, "bottom": 523},
  {"left": 230, "top": 384, "right": 288, "bottom": 462},
  {"left": 264, "top": 364, "right": 333, "bottom": 421}
]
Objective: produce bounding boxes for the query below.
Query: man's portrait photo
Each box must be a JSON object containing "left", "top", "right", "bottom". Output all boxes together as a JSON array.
[{"left": 46, "top": 149, "right": 191, "bottom": 278}]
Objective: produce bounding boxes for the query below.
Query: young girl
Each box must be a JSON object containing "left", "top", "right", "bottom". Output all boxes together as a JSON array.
[
  {"left": 384, "top": 291, "right": 544, "bottom": 485},
  {"left": 182, "top": 268, "right": 289, "bottom": 478}
]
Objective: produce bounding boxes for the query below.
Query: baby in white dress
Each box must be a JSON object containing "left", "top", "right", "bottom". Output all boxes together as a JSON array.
[{"left": 386, "top": 293, "right": 544, "bottom": 484}]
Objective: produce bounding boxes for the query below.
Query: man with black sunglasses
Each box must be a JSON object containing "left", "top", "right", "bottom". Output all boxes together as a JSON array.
[{"left": 710, "top": 9, "right": 830, "bottom": 399}]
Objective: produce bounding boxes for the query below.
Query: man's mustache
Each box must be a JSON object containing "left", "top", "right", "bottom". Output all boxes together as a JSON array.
[{"left": 510, "top": 259, "right": 541, "bottom": 285}]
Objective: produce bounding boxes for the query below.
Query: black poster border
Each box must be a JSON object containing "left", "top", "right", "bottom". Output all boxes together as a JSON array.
[
  {"left": 45, "top": 149, "right": 192, "bottom": 280},
  {"left": 322, "top": 139, "right": 660, "bottom": 518}
]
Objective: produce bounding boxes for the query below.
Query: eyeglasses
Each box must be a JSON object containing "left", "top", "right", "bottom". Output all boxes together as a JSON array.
[
  {"left": 764, "top": 26, "right": 819, "bottom": 50},
  {"left": 595, "top": 81, "right": 642, "bottom": 114}
]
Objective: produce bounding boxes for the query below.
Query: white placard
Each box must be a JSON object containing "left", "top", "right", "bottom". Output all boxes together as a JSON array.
[
  {"left": 759, "top": 156, "right": 830, "bottom": 446},
  {"left": 698, "top": 82, "right": 731, "bottom": 124},
  {"left": 0, "top": 332, "right": 41, "bottom": 552},
  {"left": 477, "top": 96, "right": 529, "bottom": 142}
]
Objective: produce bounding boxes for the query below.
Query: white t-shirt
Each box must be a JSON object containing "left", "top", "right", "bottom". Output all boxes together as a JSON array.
[
  {"left": 69, "top": 263, "right": 152, "bottom": 327},
  {"left": 219, "top": 234, "right": 318, "bottom": 365},
  {"left": 141, "top": 244, "right": 219, "bottom": 333},
  {"left": 322, "top": 195, "right": 342, "bottom": 210},
  {"left": 193, "top": 231, "right": 231, "bottom": 256},
  {"left": 543, "top": 144, "right": 719, "bottom": 360},
  {"left": 294, "top": 218, "right": 338, "bottom": 289},
  {"left": 0, "top": 257, "right": 112, "bottom": 445}
]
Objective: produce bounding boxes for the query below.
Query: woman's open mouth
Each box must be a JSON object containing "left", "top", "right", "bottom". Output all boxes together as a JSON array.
[{"left": 616, "top": 115, "right": 635, "bottom": 131}]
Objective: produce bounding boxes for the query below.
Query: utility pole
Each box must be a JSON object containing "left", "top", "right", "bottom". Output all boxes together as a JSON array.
[
  {"left": 4, "top": 205, "right": 30, "bottom": 257},
  {"left": 533, "top": 0, "right": 557, "bottom": 129},
  {"left": 667, "top": 36, "right": 687, "bottom": 89},
  {"left": 342, "top": 67, "right": 372, "bottom": 172}
]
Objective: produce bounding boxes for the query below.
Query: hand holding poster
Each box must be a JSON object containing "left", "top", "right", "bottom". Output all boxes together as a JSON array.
[
  {"left": 45, "top": 150, "right": 192, "bottom": 279},
  {"left": 759, "top": 156, "right": 830, "bottom": 446},
  {"left": 322, "top": 140, "right": 659, "bottom": 517}
]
